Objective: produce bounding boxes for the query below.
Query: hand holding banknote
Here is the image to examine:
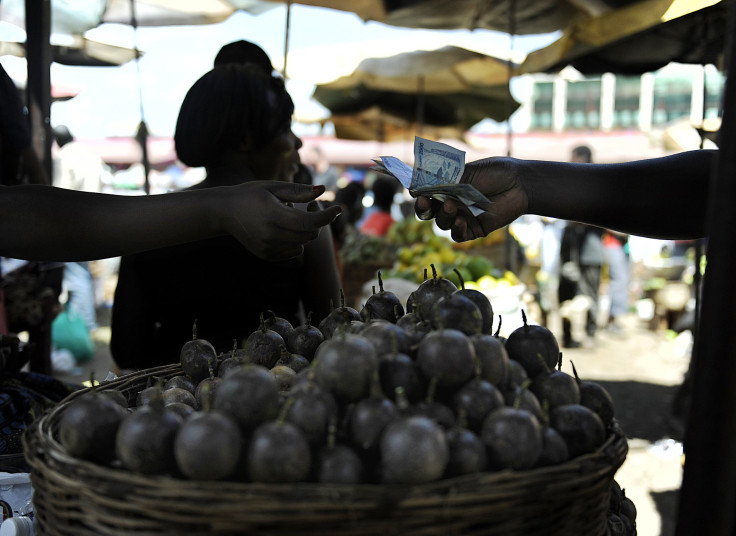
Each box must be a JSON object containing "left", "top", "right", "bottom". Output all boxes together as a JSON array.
[
  {"left": 373, "top": 137, "right": 492, "bottom": 217},
  {"left": 414, "top": 155, "right": 530, "bottom": 243}
]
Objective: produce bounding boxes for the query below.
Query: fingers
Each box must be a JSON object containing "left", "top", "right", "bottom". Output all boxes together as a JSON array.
[
  {"left": 267, "top": 182, "right": 326, "bottom": 204},
  {"left": 434, "top": 199, "right": 459, "bottom": 231},
  {"left": 415, "top": 196, "right": 434, "bottom": 220},
  {"left": 303, "top": 201, "right": 342, "bottom": 229}
]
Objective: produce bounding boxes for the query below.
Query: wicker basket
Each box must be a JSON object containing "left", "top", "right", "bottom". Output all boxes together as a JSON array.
[{"left": 23, "top": 364, "right": 628, "bottom": 536}]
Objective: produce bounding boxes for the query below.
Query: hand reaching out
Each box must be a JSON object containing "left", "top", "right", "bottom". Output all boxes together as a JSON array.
[
  {"left": 415, "top": 157, "right": 528, "bottom": 242},
  {"left": 222, "top": 181, "right": 342, "bottom": 261}
]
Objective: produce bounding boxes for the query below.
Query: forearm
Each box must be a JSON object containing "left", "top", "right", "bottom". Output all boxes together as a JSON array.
[
  {"left": 0, "top": 185, "right": 226, "bottom": 261},
  {"left": 521, "top": 150, "right": 714, "bottom": 239}
]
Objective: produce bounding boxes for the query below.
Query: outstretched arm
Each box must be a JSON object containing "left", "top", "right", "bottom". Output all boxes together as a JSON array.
[
  {"left": 0, "top": 182, "right": 341, "bottom": 262},
  {"left": 416, "top": 150, "right": 714, "bottom": 242}
]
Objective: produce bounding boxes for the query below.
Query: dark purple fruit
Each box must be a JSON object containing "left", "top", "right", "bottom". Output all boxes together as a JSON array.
[
  {"left": 58, "top": 394, "right": 128, "bottom": 464},
  {"left": 444, "top": 424, "right": 487, "bottom": 477},
  {"left": 195, "top": 376, "right": 221, "bottom": 409},
  {"left": 164, "top": 375, "right": 196, "bottom": 395},
  {"left": 244, "top": 313, "right": 286, "bottom": 369},
  {"left": 430, "top": 292, "right": 483, "bottom": 336},
  {"left": 411, "top": 264, "right": 457, "bottom": 321},
  {"left": 410, "top": 399, "right": 456, "bottom": 430},
  {"left": 174, "top": 409, "right": 241, "bottom": 480},
  {"left": 469, "top": 334, "right": 510, "bottom": 387},
  {"left": 379, "top": 351, "right": 426, "bottom": 403},
  {"left": 530, "top": 369, "right": 581, "bottom": 410},
  {"left": 319, "top": 289, "right": 361, "bottom": 339},
  {"left": 481, "top": 407, "right": 543, "bottom": 470},
  {"left": 453, "top": 378, "right": 505, "bottom": 433},
  {"left": 97, "top": 389, "right": 128, "bottom": 408},
  {"left": 380, "top": 415, "right": 449, "bottom": 484},
  {"left": 274, "top": 345, "right": 310, "bottom": 374},
  {"left": 504, "top": 310, "right": 559, "bottom": 378},
  {"left": 359, "top": 272, "right": 404, "bottom": 323},
  {"left": 115, "top": 389, "right": 183, "bottom": 475},
  {"left": 213, "top": 365, "right": 280, "bottom": 431},
  {"left": 312, "top": 333, "right": 378, "bottom": 403},
  {"left": 549, "top": 404, "right": 606, "bottom": 459},
  {"left": 270, "top": 364, "right": 297, "bottom": 391},
  {"left": 452, "top": 268, "right": 494, "bottom": 334},
  {"left": 284, "top": 380, "right": 338, "bottom": 448},
  {"left": 505, "top": 359, "right": 529, "bottom": 388},
  {"left": 502, "top": 383, "right": 544, "bottom": 420},
  {"left": 163, "top": 387, "right": 198, "bottom": 410},
  {"left": 287, "top": 312, "right": 325, "bottom": 362},
  {"left": 360, "top": 319, "right": 411, "bottom": 356},
  {"left": 348, "top": 375, "right": 399, "bottom": 452},
  {"left": 136, "top": 385, "right": 159, "bottom": 407},
  {"left": 262, "top": 310, "right": 295, "bottom": 343},
  {"left": 571, "top": 362, "right": 616, "bottom": 427},
  {"left": 166, "top": 402, "right": 196, "bottom": 420},
  {"left": 416, "top": 329, "right": 475, "bottom": 389},
  {"left": 536, "top": 426, "right": 569, "bottom": 467},
  {"left": 217, "top": 355, "right": 246, "bottom": 378},
  {"left": 247, "top": 420, "right": 311, "bottom": 483},
  {"left": 180, "top": 322, "right": 218, "bottom": 383},
  {"left": 315, "top": 443, "right": 365, "bottom": 484}
]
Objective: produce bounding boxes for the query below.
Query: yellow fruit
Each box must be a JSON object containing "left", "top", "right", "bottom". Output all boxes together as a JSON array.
[
  {"left": 503, "top": 271, "right": 521, "bottom": 285},
  {"left": 477, "top": 275, "right": 497, "bottom": 290},
  {"left": 439, "top": 247, "right": 456, "bottom": 265}
]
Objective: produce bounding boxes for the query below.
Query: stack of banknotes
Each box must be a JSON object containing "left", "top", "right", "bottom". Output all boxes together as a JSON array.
[{"left": 372, "top": 137, "right": 490, "bottom": 216}]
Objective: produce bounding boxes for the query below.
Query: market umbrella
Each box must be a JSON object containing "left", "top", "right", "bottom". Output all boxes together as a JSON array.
[
  {"left": 0, "top": 35, "right": 139, "bottom": 67},
  {"left": 312, "top": 46, "right": 519, "bottom": 141},
  {"left": 519, "top": 0, "right": 726, "bottom": 75}
]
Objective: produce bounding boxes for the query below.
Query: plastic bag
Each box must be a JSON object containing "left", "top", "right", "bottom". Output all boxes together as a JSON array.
[{"left": 51, "top": 309, "right": 94, "bottom": 364}]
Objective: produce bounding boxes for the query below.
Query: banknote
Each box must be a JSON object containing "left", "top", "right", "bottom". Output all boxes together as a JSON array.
[{"left": 372, "top": 137, "right": 490, "bottom": 216}]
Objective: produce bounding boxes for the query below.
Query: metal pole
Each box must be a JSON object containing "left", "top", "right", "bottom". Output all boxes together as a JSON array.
[
  {"left": 676, "top": 1, "right": 736, "bottom": 533},
  {"left": 282, "top": 1, "right": 291, "bottom": 79},
  {"left": 24, "top": 0, "right": 52, "bottom": 182}
]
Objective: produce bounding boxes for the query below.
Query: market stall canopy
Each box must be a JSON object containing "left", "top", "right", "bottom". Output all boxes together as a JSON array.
[
  {"left": 519, "top": 0, "right": 726, "bottom": 75},
  {"left": 312, "top": 46, "right": 519, "bottom": 141},
  {"left": 327, "top": 106, "right": 469, "bottom": 142},
  {"left": 0, "top": 35, "right": 139, "bottom": 67}
]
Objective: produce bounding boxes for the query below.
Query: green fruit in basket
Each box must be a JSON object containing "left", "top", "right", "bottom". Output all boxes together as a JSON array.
[
  {"left": 213, "top": 365, "right": 280, "bottom": 431},
  {"left": 549, "top": 404, "right": 606, "bottom": 459},
  {"left": 465, "top": 256, "right": 494, "bottom": 281},
  {"left": 58, "top": 394, "right": 128, "bottom": 464},
  {"left": 116, "top": 388, "right": 183, "bottom": 475},
  {"left": 174, "top": 409, "right": 242, "bottom": 481},
  {"left": 180, "top": 322, "right": 218, "bottom": 383},
  {"left": 504, "top": 310, "right": 559, "bottom": 379},
  {"left": 481, "top": 407, "right": 543, "bottom": 471},
  {"left": 380, "top": 415, "right": 449, "bottom": 484}
]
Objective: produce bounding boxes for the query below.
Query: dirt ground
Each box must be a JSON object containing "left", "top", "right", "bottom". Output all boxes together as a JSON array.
[{"left": 56, "top": 302, "right": 690, "bottom": 536}]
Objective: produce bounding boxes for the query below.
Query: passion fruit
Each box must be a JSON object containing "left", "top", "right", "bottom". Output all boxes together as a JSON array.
[
  {"left": 244, "top": 313, "right": 286, "bottom": 369},
  {"left": 319, "top": 289, "right": 361, "bottom": 339},
  {"left": 247, "top": 409, "right": 312, "bottom": 483},
  {"left": 312, "top": 333, "right": 378, "bottom": 403},
  {"left": 411, "top": 264, "right": 457, "bottom": 322},
  {"left": 213, "top": 365, "right": 280, "bottom": 432},
  {"left": 287, "top": 312, "right": 325, "bottom": 362},
  {"left": 174, "top": 408, "right": 241, "bottom": 481},
  {"left": 416, "top": 329, "right": 475, "bottom": 389},
  {"left": 549, "top": 403, "right": 606, "bottom": 459},
  {"left": 481, "top": 407, "right": 543, "bottom": 471},
  {"left": 469, "top": 334, "right": 510, "bottom": 387},
  {"left": 504, "top": 310, "right": 559, "bottom": 378},
  {"left": 360, "top": 272, "right": 405, "bottom": 323},
  {"left": 452, "top": 268, "right": 494, "bottom": 334},
  {"left": 180, "top": 321, "right": 218, "bottom": 383},
  {"left": 58, "top": 394, "right": 128, "bottom": 464},
  {"left": 430, "top": 292, "right": 483, "bottom": 336},
  {"left": 379, "top": 415, "right": 449, "bottom": 484},
  {"left": 444, "top": 413, "right": 487, "bottom": 477}
]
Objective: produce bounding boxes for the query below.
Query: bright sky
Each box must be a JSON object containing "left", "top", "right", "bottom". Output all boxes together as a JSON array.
[{"left": 2, "top": 4, "right": 559, "bottom": 139}]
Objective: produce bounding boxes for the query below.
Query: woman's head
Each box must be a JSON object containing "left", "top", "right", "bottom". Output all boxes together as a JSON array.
[{"left": 174, "top": 64, "right": 300, "bottom": 181}]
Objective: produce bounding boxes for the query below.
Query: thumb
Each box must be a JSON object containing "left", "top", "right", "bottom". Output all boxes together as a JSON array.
[
  {"left": 305, "top": 200, "right": 342, "bottom": 228},
  {"left": 267, "top": 182, "right": 325, "bottom": 204}
]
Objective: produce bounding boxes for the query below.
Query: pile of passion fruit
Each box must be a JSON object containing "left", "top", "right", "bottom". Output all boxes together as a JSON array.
[{"left": 56, "top": 266, "right": 635, "bottom": 534}]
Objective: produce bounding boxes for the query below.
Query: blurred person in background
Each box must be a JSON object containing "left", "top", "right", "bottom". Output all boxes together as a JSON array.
[
  {"left": 602, "top": 230, "right": 630, "bottom": 333},
  {"left": 360, "top": 176, "right": 398, "bottom": 237},
  {"left": 110, "top": 63, "right": 341, "bottom": 371},
  {"left": 557, "top": 145, "right": 604, "bottom": 348},
  {"left": 52, "top": 125, "right": 114, "bottom": 332},
  {"left": 306, "top": 146, "right": 341, "bottom": 196}
]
